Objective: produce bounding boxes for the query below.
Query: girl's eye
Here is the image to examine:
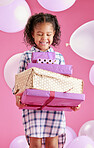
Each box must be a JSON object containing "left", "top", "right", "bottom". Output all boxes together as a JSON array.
[
  {"left": 37, "top": 33, "right": 52, "bottom": 36},
  {"left": 37, "top": 34, "right": 43, "bottom": 36},
  {"left": 47, "top": 34, "right": 52, "bottom": 36}
]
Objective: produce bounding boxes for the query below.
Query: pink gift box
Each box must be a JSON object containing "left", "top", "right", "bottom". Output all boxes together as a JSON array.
[
  {"left": 27, "top": 63, "right": 73, "bottom": 75},
  {"left": 31, "top": 52, "right": 55, "bottom": 63},
  {"left": 21, "top": 89, "right": 85, "bottom": 111}
]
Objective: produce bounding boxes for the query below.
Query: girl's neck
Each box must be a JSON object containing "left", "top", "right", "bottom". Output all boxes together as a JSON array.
[{"left": 34, "top": 45, "right": 50, "bottom": 52}]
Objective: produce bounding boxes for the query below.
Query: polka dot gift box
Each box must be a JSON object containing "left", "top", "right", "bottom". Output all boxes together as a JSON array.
[{"left": 14, "top": 67, "right": 83, "bottom": 94}]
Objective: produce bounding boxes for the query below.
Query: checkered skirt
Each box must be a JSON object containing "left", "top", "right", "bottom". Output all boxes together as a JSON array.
[{"left": 23, "top": 109, "right": 66, "bottom": 147}]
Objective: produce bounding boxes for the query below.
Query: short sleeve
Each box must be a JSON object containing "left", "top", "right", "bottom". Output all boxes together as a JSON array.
[
  {"left": 55, "top": 52, "right": 65, "bottom": 65},
  {"left": 18, "top": 53, "right": 28, "bottom": 73},
  {"left": 59, "top": 53, "right": 65, "bottom": 65}
]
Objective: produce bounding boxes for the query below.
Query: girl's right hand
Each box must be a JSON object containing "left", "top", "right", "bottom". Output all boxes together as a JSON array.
[{"left": 15, "top": 95, "right": 27, "bottom": 109}]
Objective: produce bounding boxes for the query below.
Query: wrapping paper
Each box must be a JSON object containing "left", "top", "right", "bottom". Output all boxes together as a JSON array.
[
  {"left": 31, "top": 52, "right": 55, "bottom": 63},
  {"left": 14, "top": 67, "right": 83, "bottom": 94},
  {"left": 27, "top": 63, "right": 73, "bottom": 75},
  {"left": 21, "top": 89, "right": 85, "bottom": 111},
  {"left": 37, "top": 58, "right": 58, "bottom": 64}
]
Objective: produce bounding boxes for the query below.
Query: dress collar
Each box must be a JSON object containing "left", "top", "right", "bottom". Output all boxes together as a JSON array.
[{"left": 31, "top": 46, "right": 54, "bottom": 52}]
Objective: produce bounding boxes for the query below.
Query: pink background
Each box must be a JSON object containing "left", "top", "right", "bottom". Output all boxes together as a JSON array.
[{"left": 0, "top": 0, "right": 94, "bottom": 147}]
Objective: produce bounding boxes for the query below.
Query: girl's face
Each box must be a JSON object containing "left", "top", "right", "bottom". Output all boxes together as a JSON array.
[{"left": 32, "top": 22, "right": 55, "bottom": 51}]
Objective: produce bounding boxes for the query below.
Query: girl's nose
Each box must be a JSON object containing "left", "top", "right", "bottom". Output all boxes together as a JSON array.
[{"left": 42, "top": 34, "right": 47, "bottom": 40}]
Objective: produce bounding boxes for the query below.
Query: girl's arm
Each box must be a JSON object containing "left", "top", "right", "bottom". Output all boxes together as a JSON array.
[{"left": 15, "top": 53, "right": 28, "bottom": 108}]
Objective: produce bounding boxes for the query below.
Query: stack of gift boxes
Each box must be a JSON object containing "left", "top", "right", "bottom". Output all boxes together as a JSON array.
[{"left": 14, "top": 52, "right": 85, "bottom": 111}]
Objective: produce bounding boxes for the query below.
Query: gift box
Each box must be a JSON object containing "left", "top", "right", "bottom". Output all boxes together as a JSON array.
[
  {"left": 31, "top": 52, "right": 55, "bottom": 63},
  {"left": 21, "top": 89, "right": 85, "bottom": 111},
  {"left": 14, "top": 67, "right": 83, "bottom": 94},
  {"left": 27, "top": 63, "right": 73, "bottom": 75}
]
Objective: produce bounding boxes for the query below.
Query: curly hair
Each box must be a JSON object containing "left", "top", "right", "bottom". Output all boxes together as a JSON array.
[{"left": 24, "top": 13, "right": 61, "bottom": 46}]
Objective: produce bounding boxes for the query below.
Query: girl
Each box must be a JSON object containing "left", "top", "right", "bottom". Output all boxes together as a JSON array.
[{"left": 15, "top": 13, "right": 80, "bottom": 148}]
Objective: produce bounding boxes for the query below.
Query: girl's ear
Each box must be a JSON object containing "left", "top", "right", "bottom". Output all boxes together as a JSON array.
[
  {"left": 31, "top": 32, "right": 34, "bottom": 38},
  {"left": 53, "top": 31, "right": 55, "bottom": 36}
]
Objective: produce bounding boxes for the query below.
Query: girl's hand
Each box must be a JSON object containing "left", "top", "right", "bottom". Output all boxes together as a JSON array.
[
  {"left": 70, "top": 104, "right": 81, "bottom": 111},
  {"left": 15, "top": 95, "right": 27, "bottom": 109}
]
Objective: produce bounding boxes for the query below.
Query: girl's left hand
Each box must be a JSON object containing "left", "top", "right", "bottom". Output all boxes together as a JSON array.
[{"left": 70, "top": 104, "right": 81, "bottom": 111}]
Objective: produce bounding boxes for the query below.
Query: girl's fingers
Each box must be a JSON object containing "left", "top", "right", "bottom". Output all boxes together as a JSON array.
[
  {"left": 16, "top": 95, "right": 27, "bottom": 109},
  {"left": 19, "top": 103, "right": 27, "bottom": 109},
  {"left": 16, "top": 95, "right": 21, "bottom": 107},
  {"left": 70, "top": 104, "right": 81, "bottom": 111}
]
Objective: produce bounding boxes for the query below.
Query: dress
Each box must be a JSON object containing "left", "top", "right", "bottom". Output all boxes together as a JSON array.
[{"left": 18, "top": 46, "right": 66, "bottom": 147}]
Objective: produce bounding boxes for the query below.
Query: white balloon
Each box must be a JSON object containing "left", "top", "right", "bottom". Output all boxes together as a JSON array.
[
  {"left": 0, "top": 0, "right": 14, "bottom": 6},
  {"left": 0, "top": 0, "right": 31, "bottom": 33},
  {"left": 89, "top": 64, "right": 94, "bottom": 86},
  {"left": 4, "top": 53, "right": 22, "bottom": 89},
  {"left": 64, "top": 126, "right": 77, "bottom": 148},
  {"left": 66, "top": 136, "right": 94, "bottom": 148},
  {"left": 37, "top": 0, "right": 76, "bottom": 12},
  {"left": 70, "top": 20, "right": 94, "bottom": 61},
  {"left": 78, "top": 120, "right": 94, "bottom": 141},
  {"left": 9, "top": 135, "right": 29, "bottom": 148}
]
